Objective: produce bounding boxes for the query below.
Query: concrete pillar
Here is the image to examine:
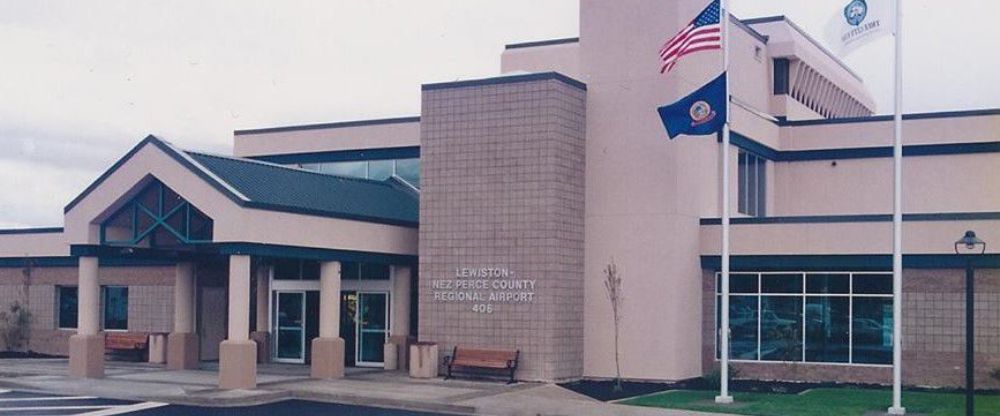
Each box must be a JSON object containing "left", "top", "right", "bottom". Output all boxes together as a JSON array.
[
  {"left": 219, "top": 255, "right": 256, "bottom": 389},
  {"left": 250, "top": 264, "right": 270, "bottom": 363},
  {"left": 311, "top": 261, "right": 344, "bottom": 379},
  {"left": 167, "top": 262, "right": 198, "bottom": 370},
  {"left": 387, "top": 265, "right": 413, "bottom": 370},
  {"left": 69, "top": 256, "right": 104, "bottom": 378}
]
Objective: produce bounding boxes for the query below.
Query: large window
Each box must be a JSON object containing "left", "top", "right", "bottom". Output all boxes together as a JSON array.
[
  {"left": 300, "top": 158, "right": 420, "bottom": 188},
  {"left": 57, "top": 286, "right": 78, "bottom": 329},
  {"left": 102, "top": 286, "right": 129, "bottom": 331},
  {"left": 737, "top": 150, "right": 766, "bottom": 217},
  {"left": 716, "top": 272, "right": 893, "bottom": 365}
]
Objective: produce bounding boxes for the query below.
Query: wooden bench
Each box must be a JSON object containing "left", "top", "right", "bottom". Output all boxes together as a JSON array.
[
  {"left": 105, "top": 332, "right": 149, "bottom": 361},
  {"left": 443, "top": 346, "right": 519, "bottom": 384}
]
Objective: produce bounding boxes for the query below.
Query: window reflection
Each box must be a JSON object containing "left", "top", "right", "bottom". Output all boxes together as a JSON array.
[
  {"left": 299, "top": 158, "right": 420, "bottom": 189},
  {"left": 716, "top": 272, "right": 892, "bottom": 365}
]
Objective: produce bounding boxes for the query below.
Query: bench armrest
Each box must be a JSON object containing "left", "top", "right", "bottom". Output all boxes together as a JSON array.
[{"left": 442, "top": 355, "right": 453, "bottom": 366}]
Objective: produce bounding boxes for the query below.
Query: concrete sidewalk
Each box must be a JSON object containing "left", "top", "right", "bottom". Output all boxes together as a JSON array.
[{"left": 0, "top": 359, "right": 724, "bottom": 416}]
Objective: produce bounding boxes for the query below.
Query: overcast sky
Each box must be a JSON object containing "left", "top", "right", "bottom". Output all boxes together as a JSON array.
[{"left": 1, "top": 0, "right": 997, "bottom": 228}]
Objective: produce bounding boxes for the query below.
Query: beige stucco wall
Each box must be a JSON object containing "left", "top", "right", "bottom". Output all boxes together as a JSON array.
[
  {"left": 233, "top": 119, "right": 420, "bottom": 158},
  {"left": 781, "top": 113, "right": 1000, "bottom": 150},
  {"left": 0, "top": 232, "right": 68, "bottom": 257},
  {"left": 700, "top": 219, "right": 1000, "bottom": 256},
  {"left": 773, "top": 152, "right": 1000, "bottom": 216},
  {"left": 62, "top": 141, "right": 417, "bottom": 255},
  {"left": 578, "top": 0, "right": 775, "bottom": 381}
]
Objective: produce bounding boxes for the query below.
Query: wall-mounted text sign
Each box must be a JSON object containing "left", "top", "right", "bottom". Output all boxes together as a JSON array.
[{"left": 431, "top": 267, "right": 536, "bottom": 313}]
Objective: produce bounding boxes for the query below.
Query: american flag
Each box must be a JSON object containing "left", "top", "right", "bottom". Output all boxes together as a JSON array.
[{"left": 659, "top": 0, "right": 722, "bottom": 74}]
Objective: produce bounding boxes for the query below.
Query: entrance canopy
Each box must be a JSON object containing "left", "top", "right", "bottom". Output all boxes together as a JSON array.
[{"left": 64, "top": 135, "right": 418, "bottom": 264}]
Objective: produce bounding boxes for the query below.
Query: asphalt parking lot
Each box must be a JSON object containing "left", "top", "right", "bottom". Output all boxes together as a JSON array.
[
  {"left": 0, "top": 389, "right": 163, "bottom": 415},
  {"left": 0, "top": 389, "right": 452, "bottom": 416}
]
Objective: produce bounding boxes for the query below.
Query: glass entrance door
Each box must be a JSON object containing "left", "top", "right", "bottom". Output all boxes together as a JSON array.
[
  {"left": 356, "top": 292, "right": 389, "bottom": 366},
  {"left": 273, "top": 291, "right": 306, "bottom": 363}
]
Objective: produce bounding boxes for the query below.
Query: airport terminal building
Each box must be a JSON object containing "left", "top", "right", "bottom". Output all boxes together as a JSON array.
[{"left": 0, "top": 1, "right": 997, "bottom": 389}]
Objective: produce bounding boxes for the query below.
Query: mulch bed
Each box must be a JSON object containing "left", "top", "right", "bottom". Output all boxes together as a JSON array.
[
  {"left": 0, "top": 351, "right": 63, "bottom": 359},
  {"left": 560, "top": 377, "right": 1000, "bottom": 402}
]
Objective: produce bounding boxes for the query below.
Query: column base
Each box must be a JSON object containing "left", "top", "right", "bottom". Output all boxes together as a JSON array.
[
  {"left": 68, "top": 334, "right": 104, "bottom": 378},
  {"left": 387, "top": 335, "right": 413, "bottom": 371},
  {"left": 887, "top": 406, "right": 906, "bottom": 415},
  {"left": 714, "top": 395, "right": 734, "bottom": 404},
  {"left": 250, "top": 331, "right": 270, "bottom": 364},
  {"left": 167, "top": 332, "right": 199, "bottom": 370},
  {"left": 310, "top": 337, "right": 345, "bottom": 379},
  {"left": 219, "top": 340, "right": 257, "bottom": 389}
]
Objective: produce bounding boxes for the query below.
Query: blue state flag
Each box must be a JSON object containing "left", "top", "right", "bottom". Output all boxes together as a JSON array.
[{"left": 657, "top": 73, "right": 727, "bottom": 139}]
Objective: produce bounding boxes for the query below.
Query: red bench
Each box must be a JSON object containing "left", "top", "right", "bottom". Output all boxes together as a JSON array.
[
  {"left": 443, "top": 346, "right": 519, "bottom": 384},
  {"left": 105, "top": 332, "right": 149, "bottom": 361}
]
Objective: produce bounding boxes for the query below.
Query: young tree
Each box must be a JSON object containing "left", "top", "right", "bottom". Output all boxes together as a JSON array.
[{"left": 603, "top": 259, "right": 624, "bottom": 392}]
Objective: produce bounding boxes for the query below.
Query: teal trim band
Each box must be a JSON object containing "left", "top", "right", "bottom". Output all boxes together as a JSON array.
[
  {"left": 700, "top": 254, "right": 1000, "bottom": 270},
  {"left": 250, "top": 146, "right": 420, "bottom": 165},
  {"left": 505, "top": 37, "right": 579, "bottom": 49},
  {"left": 779, "top": 108, "right": 1000, "bottom": 127},
  {"left": 422, "top": 72, "right": 587, "bottom": 92},
  {"left": 0, "top": 227, "right": 63, "bottom": 235},
  {"left": 700, "top": 212, "right": 1000, "bottom": 225},
  {"left": 213, "top": 243, "right": 417, "bottom": 265},
  {"left": 70, "top": 242, "right": 417, "bottom": 266},
  {"left": 728, "top": 130, "right": 1000, "bottom": 162},
  {"left": 234, "top": 116, "right": 420, "bottom": 136},
  {"left": 0, "top": 256, "right": 175, "bottom": 267}
]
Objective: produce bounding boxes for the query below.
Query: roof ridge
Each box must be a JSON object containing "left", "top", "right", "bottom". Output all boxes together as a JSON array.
[{"left": 184, "top": 150, "right": 397, "bottom": 188}]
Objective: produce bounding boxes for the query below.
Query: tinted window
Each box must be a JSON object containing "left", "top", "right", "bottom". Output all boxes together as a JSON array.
[
  {"left": 395, "top": 158, "right": 420, "bottom": 188},
  {"left": 103, "top": 286, "right": 128, "bottom": 331},
  {"left": 761, "top": 274, "right": 803, "bottom": 294},
  {"left": 807, "top": 274, "right": 850, "bottom": 294},
  {"left": 853, "top": 274, "right": 893, "bottom": 295},
  {"left": 58, "top": 286, "right": 78, "bottom": 329}
]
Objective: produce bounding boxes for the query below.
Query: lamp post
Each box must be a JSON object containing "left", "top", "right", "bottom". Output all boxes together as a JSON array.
[{"left": 954, "top": 230, "right": 986, "bottom": 416}]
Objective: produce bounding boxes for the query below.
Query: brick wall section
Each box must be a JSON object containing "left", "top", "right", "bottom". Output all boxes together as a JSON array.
[
  {"left": 418, "top": 74, "right": 587, "bottom": 382},
  {"left": 128, "top": 285, "right": 173, "bottom": 333},
  {"left": 701, "top": 268, "right": 1000, "bottom": 388},
  {"left": 0, "top": 265, "right": 175, "bottom": 355}
]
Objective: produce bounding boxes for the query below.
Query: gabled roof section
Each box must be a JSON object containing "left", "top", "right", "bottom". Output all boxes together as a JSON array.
[
  {"left": 65, "top": 135, "right": 418, "bottom": 228},
  {"left": 186, "top": 151, "right": 419, "bottom": 227}
]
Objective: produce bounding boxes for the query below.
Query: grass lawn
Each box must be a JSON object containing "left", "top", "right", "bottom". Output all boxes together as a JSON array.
[{"left": 621, "top": 388, "right": 1000, "bottom": 416}]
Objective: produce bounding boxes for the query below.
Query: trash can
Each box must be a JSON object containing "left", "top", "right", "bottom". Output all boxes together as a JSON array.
[
  {"left": 409, "top": 342, "right": 438, "bottom": 379},
  {"left": 147, "top": 333, "right": 167, "bottom": 364}
]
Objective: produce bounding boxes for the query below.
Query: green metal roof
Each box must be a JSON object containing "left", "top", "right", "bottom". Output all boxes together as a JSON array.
[{"left": 184, "top": 150, "right": 419, "bottom": 227}]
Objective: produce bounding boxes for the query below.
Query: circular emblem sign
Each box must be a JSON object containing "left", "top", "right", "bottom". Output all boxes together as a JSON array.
[
  {"left": 844, "top": 0, "right": 868, "bottom": 26},
  {"left": 690, "top": 100, "right": 713, "bottom": 123}
]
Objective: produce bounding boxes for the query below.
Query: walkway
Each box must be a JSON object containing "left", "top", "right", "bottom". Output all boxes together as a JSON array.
[{"left": 0, "top": 359, "right": 725, "bottom": 416}]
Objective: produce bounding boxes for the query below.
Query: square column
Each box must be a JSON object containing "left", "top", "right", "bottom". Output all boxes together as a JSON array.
[
  {"left": 387, "top": 265, "right": 413, "bottom": 369},
  {"left": 219, "top": 255, "right": 257, "bottom": 389},
  {"left": 250, "top": 263, "right": 271, "bottom": 363},
  {"left": 167, "top": 262, "right": 198, "bottom": 370},
  {"left": 311, "top": 261, "right": 344, "bottom": 379},
  {"left": 69, "top": 256, "right": 104, "bottom": 378}
]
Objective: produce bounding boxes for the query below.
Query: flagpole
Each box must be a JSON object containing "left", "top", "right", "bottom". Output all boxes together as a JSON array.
[
  {"left": 715, "top": 0, "right": 734, "bottom": 404},
  {"left": 888, "top": 0, "right": 905, "bottom": 414}
]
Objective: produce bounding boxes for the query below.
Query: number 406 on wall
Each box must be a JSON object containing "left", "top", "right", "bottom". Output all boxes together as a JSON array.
[{"left": 471, "top": 304, "right": 493, "bottom": 314}]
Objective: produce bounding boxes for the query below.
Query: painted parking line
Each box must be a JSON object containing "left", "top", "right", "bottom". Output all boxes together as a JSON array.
[
  {"left": 0, "top": 405, "right": 119, "bottom": 412},
  {"left": 80, "top": 402, "right": 169, "bottom": 415},
  {"left": 0, "top": 391, "right": 157, "bottom": 415},
  {"left": 0, "top": 395, "right": 98, "bottom": 402}
]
